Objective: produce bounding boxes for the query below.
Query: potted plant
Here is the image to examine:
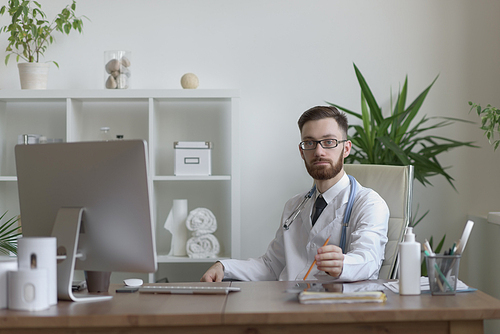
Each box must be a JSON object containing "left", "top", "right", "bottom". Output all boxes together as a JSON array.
[
  {"left": 330, "top": 63, "right": 477, "bottom": 190},
  {"left": 0, "top": 0, "right": 87, "bottom": 89},
  {"left": 0, "top": 211, "right": 21, "bottom": 255},
  {"left": 329, "top": 63, "right": 477, "bottom": 274},
  {"left": 468, "top": 102, "right": 500, "bottom": 150}
]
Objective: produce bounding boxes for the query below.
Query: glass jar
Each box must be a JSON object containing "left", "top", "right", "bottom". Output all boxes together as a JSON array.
[
  {"left": 100, "top": 127, "right": 112, "bottom": 141},
  {"left": 104, "top": 50, "right": 131, "bottom": 89}
]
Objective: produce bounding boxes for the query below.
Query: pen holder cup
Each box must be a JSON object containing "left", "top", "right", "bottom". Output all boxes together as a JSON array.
[{"left": 425, "top": 255, "right": 461, "bottom": 295}]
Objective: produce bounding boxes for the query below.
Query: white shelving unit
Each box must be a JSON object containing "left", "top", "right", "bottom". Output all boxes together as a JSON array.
[{"left": 0, "top": 89, "right": 240, "bottom": 282}]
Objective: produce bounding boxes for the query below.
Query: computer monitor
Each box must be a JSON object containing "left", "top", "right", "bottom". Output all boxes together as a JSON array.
[{"left": 15, "top": 140, "right": 157, "bottom": 302}]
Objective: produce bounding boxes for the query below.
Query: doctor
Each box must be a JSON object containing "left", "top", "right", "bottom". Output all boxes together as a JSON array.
[{"left": 201, "top": 106, "right": 389, "bottom": 282}]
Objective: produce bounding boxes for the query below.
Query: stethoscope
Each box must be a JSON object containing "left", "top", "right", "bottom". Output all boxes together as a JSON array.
[
  {"left": 283, "top": 185, "right": 317, "bottom": 231},
  {"left": 282, "top": 175, "right": 357, "bottom": 254}
]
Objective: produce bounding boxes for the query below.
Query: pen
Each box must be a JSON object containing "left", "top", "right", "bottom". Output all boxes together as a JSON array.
[
  {"left": 449, "top": 243, "right": 456, "bottom": 255},
  {"left": 434, "top": 263, "right": 454, "bottom": 291},
  {"left": 443, "top": 242, "right": 458, "bottom": 278},
  {"left": 304, "top": 237, "right": 331, "bottom": 280},
  {"left": 424, "top": 239, "right": 435, "bottom": 256}
]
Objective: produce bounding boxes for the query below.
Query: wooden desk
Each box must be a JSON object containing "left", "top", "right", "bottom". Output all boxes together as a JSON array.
[
  {"left": 1, "top": 281, "right": 500, "bottom": 334},
  {"left": 227, "top": 281, "right": 500, "bottom": 334}
]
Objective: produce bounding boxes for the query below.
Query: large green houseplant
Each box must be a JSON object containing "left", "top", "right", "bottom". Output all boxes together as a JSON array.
[
  {"left": 329, "top": 64, "right": 477, "bottom": 274},
  {"left": 0, "top": 0, "right": 87, "bottom": 89},
  {"left": 330, "top": 64, "right": 476, "bottom": 191}
]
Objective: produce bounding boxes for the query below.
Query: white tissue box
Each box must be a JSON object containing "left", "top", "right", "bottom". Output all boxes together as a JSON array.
[{"left": 174, "top": 141, "right": 212, "bottom": 176}]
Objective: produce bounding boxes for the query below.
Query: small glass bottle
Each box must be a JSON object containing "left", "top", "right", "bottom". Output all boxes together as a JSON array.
[{"left": 100, "top": 127, "right": 112, "bottom": 141}]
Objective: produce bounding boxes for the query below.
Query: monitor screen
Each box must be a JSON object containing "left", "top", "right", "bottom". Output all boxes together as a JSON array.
[{"left": 15, "top": 140, "right": 157, "bottom": 301}]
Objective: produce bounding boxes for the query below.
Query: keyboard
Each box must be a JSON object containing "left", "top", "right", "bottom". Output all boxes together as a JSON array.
[{"left": 138, "top": 285, "right": 241, "bottom": 295}]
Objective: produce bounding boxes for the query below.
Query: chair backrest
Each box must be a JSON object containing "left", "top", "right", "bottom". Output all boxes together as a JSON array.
[{"left": 344, "top": 164, "right": 414, "bottom": 279}]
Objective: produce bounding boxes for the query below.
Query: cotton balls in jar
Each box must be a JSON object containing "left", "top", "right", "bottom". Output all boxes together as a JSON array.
[{"left": 181, "top": 73, "right": 199, "bottom": 89}]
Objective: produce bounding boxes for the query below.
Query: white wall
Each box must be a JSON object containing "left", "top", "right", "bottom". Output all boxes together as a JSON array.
[{"left": 2, "top": 0, "right": 500, "bottom": 328}]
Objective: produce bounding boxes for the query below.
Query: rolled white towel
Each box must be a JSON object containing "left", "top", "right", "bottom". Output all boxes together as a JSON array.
[
  {"left": 186, "top": 208, "right": 217, "bottom": 236},
  {"left": 186, "top": 234, "right": 220, "bottom": 259}
]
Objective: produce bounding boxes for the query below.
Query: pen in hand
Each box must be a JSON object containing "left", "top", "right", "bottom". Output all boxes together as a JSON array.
[{"left": 303, "top": 236, "right": 331, "bottom": 280}]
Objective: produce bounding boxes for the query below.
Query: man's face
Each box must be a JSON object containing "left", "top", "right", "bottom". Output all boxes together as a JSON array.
[{"left": 299, "top": 118, "right": 351, "bottom": 181}]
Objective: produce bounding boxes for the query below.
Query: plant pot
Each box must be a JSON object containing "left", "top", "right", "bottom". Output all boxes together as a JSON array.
[
  {"left": 17, "top": 63, "right": 50, "bottom": 89},
  {"left": 84, "top": 271, "right": 111, "bottom": 293}
]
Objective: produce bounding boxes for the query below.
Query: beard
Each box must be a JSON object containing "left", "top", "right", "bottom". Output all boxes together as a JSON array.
[{"left": 304, "top": 148, "right": 344, "bottom": 180}]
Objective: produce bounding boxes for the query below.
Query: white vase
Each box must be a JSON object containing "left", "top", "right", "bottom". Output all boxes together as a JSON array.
[
  {"left": 164, "top": 199, "right": 189, "bottom": 256},
  {"left": 17, "top": 63, "right": 50, "bottom": 89}
]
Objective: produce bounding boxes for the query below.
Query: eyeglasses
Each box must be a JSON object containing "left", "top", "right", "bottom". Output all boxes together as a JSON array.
[{"left": 299, "top": 139, "right": 347, "bottom": 150}]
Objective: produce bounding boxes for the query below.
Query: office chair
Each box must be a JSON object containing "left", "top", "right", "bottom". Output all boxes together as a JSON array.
[{"left": 344, "top": 164, "right": 414, "bottom": 280}]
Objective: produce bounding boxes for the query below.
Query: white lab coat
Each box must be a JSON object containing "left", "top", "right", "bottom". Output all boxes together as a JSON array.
[{"left": 221, "top": 174, "right": 389, "bottom": 281}]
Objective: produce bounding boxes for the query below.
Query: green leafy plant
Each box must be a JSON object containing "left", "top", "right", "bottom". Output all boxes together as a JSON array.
[
  {"left": 0, "top": 211, "right": 21, "bottom": 255},
  {"left": 329, "top": 64, "right": 476, "bottom": 275},
  {"left": 468, "top": 102, "right": 500, "bottom": 150},
  {"left": 329, "top": 63, "right": 477, "bottom": 191},
  {"left": 0, "top": 0, "right": 87, "bottom": 67}
]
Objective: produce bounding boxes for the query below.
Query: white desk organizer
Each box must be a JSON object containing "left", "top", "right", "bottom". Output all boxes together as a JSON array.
[
  {"left": 8, "top": 269, "right": 49, "bottom": 311},
  {"left": 174, "top": 141, "right": 212, "bottom": 176},
  {"left": 17, "top": 237, "right": 57, "bottom": 306},
  {"left": 0, "top": 259, "right": 17, "bottom": 309}
]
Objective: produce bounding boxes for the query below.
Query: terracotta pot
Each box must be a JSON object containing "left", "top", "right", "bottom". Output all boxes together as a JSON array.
[{"left": 17, "top": 62, "right": 50, "bottom": 89}]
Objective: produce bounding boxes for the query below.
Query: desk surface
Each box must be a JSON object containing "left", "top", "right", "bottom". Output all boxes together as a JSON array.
[
  {"left": 227, "top": 280, "right": 500, "bottom": 324},
  {"left": 1, "top": 281, "right": 500, "bottom": 334}
]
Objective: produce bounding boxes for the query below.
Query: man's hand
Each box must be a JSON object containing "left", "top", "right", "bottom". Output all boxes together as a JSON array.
[
  {"left": 315, "top": 244, "right": 344, "bottom": 278},
  {"left": 200, "top": 261, "right": 225, "bottom": 282}
]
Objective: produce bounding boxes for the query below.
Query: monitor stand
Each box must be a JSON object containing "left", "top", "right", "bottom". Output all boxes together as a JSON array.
[{"left": 51, "top": 207, "right": 112, "bottom": 302}]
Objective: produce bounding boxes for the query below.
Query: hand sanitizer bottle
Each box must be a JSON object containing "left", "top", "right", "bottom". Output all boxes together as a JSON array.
[{"left": 399, "top": 227, "right": 421, "bottom": 295}]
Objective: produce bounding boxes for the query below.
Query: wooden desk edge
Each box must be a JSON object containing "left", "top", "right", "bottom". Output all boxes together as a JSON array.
[
  {"left": 1, "top": 282, "right": 500, "bottom": 331},
  {"left": 221, "top": 283, "right": 500, "bottom": 326}
]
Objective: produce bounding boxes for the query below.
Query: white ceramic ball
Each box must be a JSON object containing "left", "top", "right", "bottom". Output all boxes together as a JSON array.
[{"left": 181, "top": 73, "right": 199, "bottom": 89}]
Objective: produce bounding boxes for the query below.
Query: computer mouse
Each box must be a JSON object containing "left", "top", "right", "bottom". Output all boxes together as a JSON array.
[{"left": 123, "top": 278, "right": 143, "bottom": 287}]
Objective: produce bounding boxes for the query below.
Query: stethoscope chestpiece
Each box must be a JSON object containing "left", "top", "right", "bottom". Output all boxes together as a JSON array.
[{"left": 282, "top": 185, "right": 316, "bottom": 230}]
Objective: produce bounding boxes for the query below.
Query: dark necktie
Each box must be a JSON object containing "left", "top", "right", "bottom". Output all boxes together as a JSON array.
[{"left": 311, "top": 196, "right": 327, "bottom": 226}]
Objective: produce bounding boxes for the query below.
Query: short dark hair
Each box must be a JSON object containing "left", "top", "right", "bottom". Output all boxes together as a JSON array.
[{"left": 298, "top": 106, "right": 348, "bottom": 137}]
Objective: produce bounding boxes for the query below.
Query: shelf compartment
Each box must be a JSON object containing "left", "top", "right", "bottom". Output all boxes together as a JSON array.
[
  {"left": 0, "top": 101, "right": 66, "bottom": 176},
  {"left": 152, "top": 98, "right": 232, "bottom": 177},
  {"left": 154, "top": 180, "right": 232, "bottom": 259},
  {"left": 0, "top": 182, "right": 19, "bottom": 217},
  {"left": 68, "top": 99, "right": 149, "bottom": 142}
]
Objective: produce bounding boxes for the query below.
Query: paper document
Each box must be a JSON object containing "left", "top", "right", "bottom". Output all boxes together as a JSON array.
[
  {"left": 383, "top": 276, "right": 475, "bottom": 294},
  {"left": 299, "top": 291, "right": 386, "bottom": 304}
]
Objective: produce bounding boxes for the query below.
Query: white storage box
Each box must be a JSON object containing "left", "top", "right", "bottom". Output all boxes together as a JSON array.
[{"left": 174, "top": 141, "right": 212, "bottom": 176}]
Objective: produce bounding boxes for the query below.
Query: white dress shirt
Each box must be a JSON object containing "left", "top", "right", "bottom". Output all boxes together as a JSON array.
[{"left": 221, "top": 173, "right": 389, "bottom": 281}]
